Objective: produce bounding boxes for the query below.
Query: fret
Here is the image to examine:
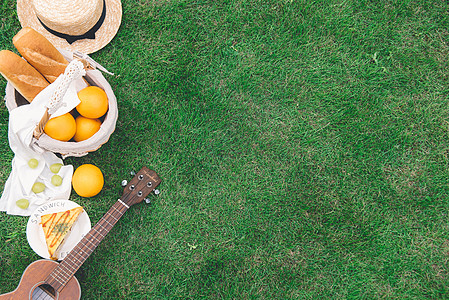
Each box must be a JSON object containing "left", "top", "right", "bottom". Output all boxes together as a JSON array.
[
  {"left": 54, "top": 263, "right": 73, "bottom": 277},
  {"left": 36, "top": 167, "right": 161, "bottom": 292},
  {"left": 111, "top": 204, "right": 122, "bottom": 213},
  {"left": 93, "top": 228, "right": 107, "bottom": 241},
  {"left": 55, "top": 260, "right": 78, "bottom": 279},
  {"left": 47, "top": 272, "right": 63, "bottom": 287},
  {"left": 92, "top": 227, "right": 106, "bottom": 238},
  {"left": 77, "top": 238, "right": 95, "bottom": 253},
  {"left": 40, "top": 168, "right": 162, "bottom": 294},
  {"left": 89, "top": 232, "right": 102, "bottom": 243},
  {"left": 102, "top": 217, "right": 114, "bottom": 228},
  {"left": 67, "top": 252, "right": 88, "bottom": 269},
  {"left": 48, "top": 272, "right": 64, "bottom": 286},
  {"left": 72, "top": 251, "right": 87, "bottom": 263},
  {"left": 61, "top": 254, "right": 82, "bottom": 269},
  {"left": 48, "top": 273, "right": 64, "bottom": 286},
  {"left": 69, "top": 243, "right": 82, "bottom": 253},
  {"left": 82, "top": 233, "right": 98, "bottom": 248},
  {"left": 108, "top": 210, "right": 119, "bottom": 222},
  {"left": 69, "top": 251, "right": 86, "bottom": 265},
  {"left": 51, "top": 270, "right": 70, "bottom": 287},
  {"left": 86, "top": 226, "right": 110, "bottom": 246},
  {"left": 49, "top": 199, "right": 131, "bottom": 292},
  {"left": 102, "top": 213, "right": 122, "bottom": 227},
  {"left": 52, "top": 262, "right": 71, "bottom": 280},
  {"left": 107, "top": 207, "right": 123, "bottom": 219},
  {"left": 110, "top": 205, "right": 122, "bottom": 217},
  {"left": 107, "top": 214, "right": 118, "bottom": 223},
  {"left": 89, "top": 229, "right": 106, "bottom": 244},
  {"left": 117, "top": 199, "right": 129, "bottom": 208},
  {"left": 68, "top": 242, "right": 83, "bottom": 260}
]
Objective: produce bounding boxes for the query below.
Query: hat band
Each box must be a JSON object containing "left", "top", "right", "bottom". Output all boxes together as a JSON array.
[{"left": 36, "top": 0, "right": 106, "bottom": 45}]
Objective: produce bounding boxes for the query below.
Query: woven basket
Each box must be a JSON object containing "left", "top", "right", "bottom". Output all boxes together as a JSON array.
[{"left": 4, "top": 51, "right": 118, "bottom": 158}]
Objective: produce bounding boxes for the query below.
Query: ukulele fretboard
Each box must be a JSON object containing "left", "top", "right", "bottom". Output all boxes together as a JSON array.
[{"left": 44, "top": 200, "right": 129, "bottom": 291}]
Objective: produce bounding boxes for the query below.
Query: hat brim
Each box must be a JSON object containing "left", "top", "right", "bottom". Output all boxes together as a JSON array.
[{"left": 17, "top": 0, "right": 122, "bottom": 54}]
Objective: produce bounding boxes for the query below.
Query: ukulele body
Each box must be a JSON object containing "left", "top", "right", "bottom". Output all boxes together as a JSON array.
[
  {"left": 0, "top": 167, "right": 161, "bottom": 299},
  {"left": 0, "top": 259, "right": 80, "bottom": 300}
]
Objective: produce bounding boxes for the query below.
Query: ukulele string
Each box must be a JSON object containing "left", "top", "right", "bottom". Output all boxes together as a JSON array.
[
  {"left": 33, "top": 285, "right": 53, "bottom": 300},
  {"left": 48, "top": 201, "right": 127, "bottom": 290},
  {"left": 34, "top": 286, "right": 46, "bottom": 300},
  {"left": 61, "top": 205, "right": 122, "bottom": 271}
]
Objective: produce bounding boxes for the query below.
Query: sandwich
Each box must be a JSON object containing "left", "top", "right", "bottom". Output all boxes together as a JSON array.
[{"left": 40, "top": 206, "right": 84, "bottom": 260}]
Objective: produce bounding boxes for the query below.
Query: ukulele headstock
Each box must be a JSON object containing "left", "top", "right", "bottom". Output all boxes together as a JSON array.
[{"left": 121, "top": 167, "right": 161, "bottom": 207}]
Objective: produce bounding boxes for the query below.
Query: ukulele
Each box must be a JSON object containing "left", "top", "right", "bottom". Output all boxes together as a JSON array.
[{"left": 0, "top": 167, "right": 161, "bottom": 300}]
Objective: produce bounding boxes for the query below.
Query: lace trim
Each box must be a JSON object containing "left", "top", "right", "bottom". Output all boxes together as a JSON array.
[{"left": 46, "top": 60, "right": 86, "bottom": 115}]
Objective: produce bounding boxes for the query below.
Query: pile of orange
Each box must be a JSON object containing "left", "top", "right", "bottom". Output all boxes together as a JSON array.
[{"left": 44, "top": 86, "right": 108, "bottom": 142}]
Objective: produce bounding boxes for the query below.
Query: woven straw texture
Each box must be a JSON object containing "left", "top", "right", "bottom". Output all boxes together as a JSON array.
[
  {"left": 17, "top": 0, "right": 122, "bottom": 54},
  {"left": 34, "top": 0, "right": 104, "bottom": 36}
]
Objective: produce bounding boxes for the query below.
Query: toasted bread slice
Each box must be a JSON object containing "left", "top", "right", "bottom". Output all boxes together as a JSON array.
[{"left": 40, "top": 207, "right": 83, "bottom": 260}]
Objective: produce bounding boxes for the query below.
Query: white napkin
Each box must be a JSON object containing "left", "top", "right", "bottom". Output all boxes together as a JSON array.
[{"left": 0, "top": 74, "right": 86, "bottom": 216}]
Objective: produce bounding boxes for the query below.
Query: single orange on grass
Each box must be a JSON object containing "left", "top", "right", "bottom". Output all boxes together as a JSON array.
[
  {"left": 76, "top": 86, "right": 108, "bottom": 118},
  {"left": 73, "top": 116, "right": 101, "bottom": 142},
  {"left": 72, "top": 164, "right": 104, "bottom": 197},
  {"left": 44, "top": 113, "right": 76, "bottom": 142}
]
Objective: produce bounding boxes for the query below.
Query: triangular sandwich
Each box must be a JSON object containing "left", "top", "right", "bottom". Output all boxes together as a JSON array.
[{"left": 40, "top": 206, "right": 84, "bottom": 260}]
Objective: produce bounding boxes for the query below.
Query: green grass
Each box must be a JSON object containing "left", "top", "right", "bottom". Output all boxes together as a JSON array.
[{"left": 1, "top": 0, "right": 449, "bottom": 298}]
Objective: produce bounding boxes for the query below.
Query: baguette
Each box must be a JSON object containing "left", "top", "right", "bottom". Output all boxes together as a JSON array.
[
  {"left": 0, "top": 50, "right": 49, "bottom": 102},
  {"left": 13, "top": 27, "right": 69, "bottom": 83}
]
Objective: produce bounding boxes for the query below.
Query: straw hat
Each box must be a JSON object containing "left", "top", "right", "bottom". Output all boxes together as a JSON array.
[{"left": 17, "top": 0, "right": 122, "bottom": 54}]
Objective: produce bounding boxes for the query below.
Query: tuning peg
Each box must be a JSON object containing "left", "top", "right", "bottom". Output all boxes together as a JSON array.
[
  {"left": 130, "top": 170, "right": 136, "bottom": 176},
  {"left": 144, "top": 198, "right": 151, "bottom": 204},
  {"left": 154, "top": 189, "right": 160, "bottom": 195},
  {"left": 121, "top": 180, "right": 128, "bottom": 187}
]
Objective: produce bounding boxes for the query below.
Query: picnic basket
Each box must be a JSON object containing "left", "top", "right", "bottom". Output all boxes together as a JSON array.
[{"left": 4, "top": 50, "right": 118, "bottom": 158}]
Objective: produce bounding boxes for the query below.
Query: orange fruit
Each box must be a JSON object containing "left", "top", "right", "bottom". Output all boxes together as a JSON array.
[
  {"left": 44, "top": 113, "right": 76, "bottom": 142},
  {"left": 72, "top": 164, "right": 104, "bottom": 197},
  {"left": 76, "top": 86, "right": 108, "bottom": 118},
  {"left": 73, "top": 116, "right": 101, "bottom": 142}
]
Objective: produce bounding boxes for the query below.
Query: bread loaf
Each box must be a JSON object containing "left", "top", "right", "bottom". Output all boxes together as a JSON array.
[
  {"left": 0, "top": 50, "right": 49, "bottom": 102},
  {"left": 13, "top": 27, "right": 69, "bottom": 83}
]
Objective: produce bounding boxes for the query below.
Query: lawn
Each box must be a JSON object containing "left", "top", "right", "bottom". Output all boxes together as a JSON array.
[{"left": 1, "top": 0, "right": 449, "bottom": 299}]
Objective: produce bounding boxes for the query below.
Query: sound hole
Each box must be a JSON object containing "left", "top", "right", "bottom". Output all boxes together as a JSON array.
[{"left": 32, "top": 283, "right": 56, "bottom": 299}]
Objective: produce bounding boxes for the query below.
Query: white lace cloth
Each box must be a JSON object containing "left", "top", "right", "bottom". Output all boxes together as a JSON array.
[{"left": 0, "top": 60, "right": 86, "bottom": 216}]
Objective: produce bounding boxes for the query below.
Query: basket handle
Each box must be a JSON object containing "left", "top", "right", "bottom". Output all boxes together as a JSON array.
[{"left": 33, "top": 59, "right": 87, "bottom": 139}]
